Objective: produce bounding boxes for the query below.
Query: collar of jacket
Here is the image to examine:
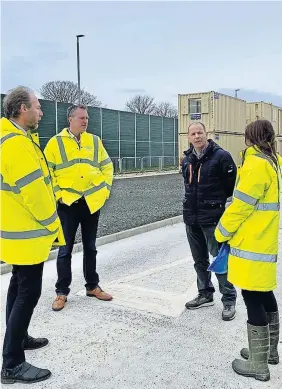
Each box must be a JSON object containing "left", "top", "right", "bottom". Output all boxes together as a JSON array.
[
  {"left": 57, "top": 127, "right": 88, "bottom": 140},
  {"left": 240, "top": 146, "right": 264, "bottom": 162},
  {"left": 184, "top": 139, "right": 219, "bottom": 161},
  {"left": 0, "top": 117, "right": 28, "bottom": 138}
]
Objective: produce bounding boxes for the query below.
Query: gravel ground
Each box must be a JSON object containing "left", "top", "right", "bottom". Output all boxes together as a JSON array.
[{"left": 75, "top": 172, "right": 184, "bottom": 242}]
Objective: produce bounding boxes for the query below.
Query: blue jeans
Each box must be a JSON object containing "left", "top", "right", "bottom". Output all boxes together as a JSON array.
[
  {"left": 55, "top": 198, "right": 100, "bottom": 296},
  {"left": 186, "top": 224, "right": 237, "bottom": 305}
]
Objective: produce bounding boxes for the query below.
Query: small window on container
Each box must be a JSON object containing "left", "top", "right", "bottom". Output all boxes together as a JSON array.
[{"left": 189, "top": 99, "right": 201, "bottom": 114}]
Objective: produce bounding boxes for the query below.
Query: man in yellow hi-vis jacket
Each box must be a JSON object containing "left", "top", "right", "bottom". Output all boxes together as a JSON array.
[
  {"left": 44, "top": 104, "right": 114, "bottom": 312},
  {"left": 1, "top": 87, "right": 65, "bottom": 384}
]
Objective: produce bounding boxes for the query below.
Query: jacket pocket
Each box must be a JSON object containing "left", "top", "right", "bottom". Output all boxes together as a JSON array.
[{"left": 203, "top": 200, "right": 224, "bottom": 209}]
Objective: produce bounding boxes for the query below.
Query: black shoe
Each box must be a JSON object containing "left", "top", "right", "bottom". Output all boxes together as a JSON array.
[
  {"left": 185, "top": 294, "right": 214, "bottom": 310},
  {"left": 23, "top": 335, "right": 49, "bottom": 350},
  {"left": 1, "top": 362, "right": 51, "bottom": 384},
  {"left": 222, "top": 305, "right": 236, "bottom": 321}
]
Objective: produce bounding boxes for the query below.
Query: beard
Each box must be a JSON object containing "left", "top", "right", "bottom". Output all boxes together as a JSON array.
[{"left": 26, "top": 122, "right": 39, "bottom": 133}]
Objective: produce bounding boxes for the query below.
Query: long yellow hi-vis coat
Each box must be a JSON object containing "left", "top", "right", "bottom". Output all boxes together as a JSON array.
[
  {"left": 0, "top": 118, "right": 65, "bottom": 265},
  {"left": 44, "top": 128, "right": 114, "bottom": 214},
  {"left": 215, "top": 146, "right": 281, "bottom": 291}
]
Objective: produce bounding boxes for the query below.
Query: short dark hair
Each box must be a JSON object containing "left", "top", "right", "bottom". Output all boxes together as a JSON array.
[
  {"left": 188, "top": 122, "right": 206, "bottom": 133},
  {"left": 67, "top": 104, "right": 88, "bottom": 121},
  {"left": 3, "top": 86, "right": 33, "bottom": 119}
]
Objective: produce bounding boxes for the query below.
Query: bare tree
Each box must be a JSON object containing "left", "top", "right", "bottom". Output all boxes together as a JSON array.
[
  {"left": 39, "top": 81, "right": 102, "bottom": 107},
  {"left": 80, "top": 90, "right": 102, "bottom": 107},
  {"left": 153, "top": 101, "right": 178, "bottom": 118},
  {"left": 125, "top": 94, "right": 156, "bottom": 115}
]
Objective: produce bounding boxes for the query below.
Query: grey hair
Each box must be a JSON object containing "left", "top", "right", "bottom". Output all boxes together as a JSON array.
[
  {"left": 67, "top": 104, "right": 88, "bottom": 122},
  {"left": 3, "top": 86, "right": 33, "bottom": 119}
]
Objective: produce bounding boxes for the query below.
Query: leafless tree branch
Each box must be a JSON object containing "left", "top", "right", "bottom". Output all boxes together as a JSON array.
[{"left": 39, "top": 81, "right": 102, "bottom": 107}]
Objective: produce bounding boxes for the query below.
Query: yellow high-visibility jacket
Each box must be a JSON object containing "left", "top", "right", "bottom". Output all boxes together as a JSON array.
[
  {"left": 0, "top": 118, "right": 65, "bottom": 265},
  {"left": 44, "top": 128, "right": 114, "bottom": 214},
  {"left": 215, "top": 146, "right": 281, "bottom": 291}
]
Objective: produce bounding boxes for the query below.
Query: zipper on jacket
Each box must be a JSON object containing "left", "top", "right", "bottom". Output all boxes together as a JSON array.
[{"left": 197, "top": 164, "right": 202, "bottom": 183}]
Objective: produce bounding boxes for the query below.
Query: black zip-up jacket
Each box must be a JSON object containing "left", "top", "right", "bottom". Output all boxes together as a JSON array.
[{"left": 182, "top": 139, "right": 237, "bottom": 226}]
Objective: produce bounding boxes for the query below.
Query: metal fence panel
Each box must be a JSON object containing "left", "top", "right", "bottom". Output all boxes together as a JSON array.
[
  {"left": 120, "top": 111, "right": 135, "bottom": 142},
  {"left": 87, "top": 106, "right": 101, "bottom": 137},
  {"left": 102, "top": 108, "right": 119, "bottom": 140},
  {"left": 136, "top": 114, "right": 149, "bottom": 141},
  {"left": 0, "top": 94, "right": 178, "bottom": 170},
  {"left": 149, "top": 115, "right": 162, "bottom": 142}
]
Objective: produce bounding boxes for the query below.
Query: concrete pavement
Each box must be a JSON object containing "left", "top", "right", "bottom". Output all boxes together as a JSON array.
[{"left": 1, "top": 222, "right": 281, "bottom": 389}]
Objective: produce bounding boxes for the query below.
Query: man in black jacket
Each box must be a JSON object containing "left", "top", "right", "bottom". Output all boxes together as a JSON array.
[{"left": 182, "top": 122, "right": 237, "bottom": 321}]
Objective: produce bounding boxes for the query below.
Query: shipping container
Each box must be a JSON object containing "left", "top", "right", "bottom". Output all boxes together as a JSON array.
[
  {"left": 278, "top": 109, "right": 282, "bottom": 135},
  {"left": 178, "top": 131, "right": 246, "bottom": 166},
  {"left": 246, "top": 102, "right": 282, "bottom": 135},
  {"left": 178, "top": 91, "right": 247, "bottom": 135},
  {"left": 276, "top": 136, "right": 282, "bottom": 155}
]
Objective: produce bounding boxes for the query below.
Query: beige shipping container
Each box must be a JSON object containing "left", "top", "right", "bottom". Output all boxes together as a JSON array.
[
  {"left": 178, "top": 132, "right": 246, "bottom": 166},
  {"left": 276, "top": 136, "right": 282, "bottom": 155},
  {"left": 178, "top": 91, "right": 247, "bottom": 135},
  {"left": 279, "top": 109, "right": 282, "bottom": 135},
  {"left": 246, "top": 102, "right": 282, "bottom": 134}
]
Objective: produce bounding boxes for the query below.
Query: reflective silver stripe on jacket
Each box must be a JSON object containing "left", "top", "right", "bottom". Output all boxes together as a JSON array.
[
  {"left": 230, "top": 247, "right": 277, "bottom": 263},
  {"left": 100, "top": 157, "right": 112, "bottom": 167},
  {"left": 0, "top": 133, "right": 20, "bottom": 145},
  {"left": 255, "top": 203, "right": 280, "bottom": 211},
  {"left": 55, "top": 135, "right": 100, "bottom": 170},
  {"left": 37, "top": 211, "right": 58, "bottom": 227},
  {"left": 0, "top": 174, "right": 20, "bottom": 194},
  {"left": 53, "top": 185, "right": 60, "bottom": 193},
  {"left": 44, "top": 176, "right": 51, "bottom": 185},
  {"left": 256, "top": 153, "right": 275, "bottom": 169},
  {"left": 234, "top": 189, "right": 257, "bottom": 206},
  {"left": 54, "top": 159, "right": 100, "bottom": 171},
  {"left": 93, "top": 135, "right": 99, "bottom": 164},
  {"left": 1, "top": 228, "right": 59, "bottom": 239},
  {"left": 60, "top": 181, "right": 107, "bottom": 197},
  {"left": 217, "top": 221, "right": 233, "bottom": 238},
  {"left": 1, "top": 170, "right": 49, "bottom": 193},
  {"left": 57, "top": 137, "right": 68, "bottom": 163},
  {"left": 16, "top": 169, "right": 43, "bottom": 189}
]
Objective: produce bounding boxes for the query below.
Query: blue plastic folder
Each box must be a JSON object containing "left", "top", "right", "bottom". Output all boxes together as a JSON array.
[{"left": 208, "top": 243, "right": 230, "bottom": 274}]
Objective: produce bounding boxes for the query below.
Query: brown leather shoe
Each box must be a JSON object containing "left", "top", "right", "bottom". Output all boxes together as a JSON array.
[
  {"left": 86, "top": 286, "right": 113, "bottom": 301},
  {"left": 52, "top": 295, "right": 67, "bottom": 311}
]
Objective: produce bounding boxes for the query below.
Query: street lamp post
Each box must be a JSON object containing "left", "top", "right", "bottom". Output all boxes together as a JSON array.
[
  {"left": 235, "top": 89, "right": 240, "bottom": 99},
  {"left": 76, "top": 34, "right": 85, "bottom": 104}
]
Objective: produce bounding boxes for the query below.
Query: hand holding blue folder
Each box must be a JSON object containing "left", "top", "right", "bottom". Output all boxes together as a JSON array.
[{"left": 208, "top": 243, "right": 230, "bottom": 274}]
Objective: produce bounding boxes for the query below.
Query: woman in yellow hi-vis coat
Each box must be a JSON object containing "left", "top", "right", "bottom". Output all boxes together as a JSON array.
[{"left": 215, "top": 120, "right": 280, "bottom": 382}]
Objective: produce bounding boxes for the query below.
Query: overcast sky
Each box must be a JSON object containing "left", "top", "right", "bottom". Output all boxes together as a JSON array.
[{"left": 1, "top": 0, "right": 282, "bottom": 109}]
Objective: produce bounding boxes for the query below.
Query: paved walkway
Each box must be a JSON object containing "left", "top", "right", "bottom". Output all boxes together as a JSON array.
[{"left": 1, "top": 223, "right": 281, "bottom": 389}]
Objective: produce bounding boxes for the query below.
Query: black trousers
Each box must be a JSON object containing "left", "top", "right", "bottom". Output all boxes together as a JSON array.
[
  {"left": 242, "top": 290, "right": 278, "bottom": 326},
  {"left": 186, "top": 225, "right": 237, "bottom": 305},
  {"left": 3, "top": 263, "right": 44, "bottom": 369},
  {"left": 55, "top": 198, "right": 100, "bottom": 296}
]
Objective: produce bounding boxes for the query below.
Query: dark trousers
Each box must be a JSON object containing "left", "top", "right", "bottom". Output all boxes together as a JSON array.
[
  {"left": 242, "top": 290, "right": 278, "bottom": 326},
  {"left": 186, "top": 224, "right": 237, "bottom": 305},
  {"left": 3, "top": 263, "right": 44, "bottom": 369},
  {"left": 55, "top": 198, "right": 100, "bottom": 296}
]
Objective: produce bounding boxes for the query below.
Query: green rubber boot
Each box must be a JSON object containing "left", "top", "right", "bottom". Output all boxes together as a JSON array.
[
  {"left": 240, "top": 312, "right": 280, "bottom": 365},
  {"left": 232, "top": 323, "right": 270, "bottom": 381}
]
